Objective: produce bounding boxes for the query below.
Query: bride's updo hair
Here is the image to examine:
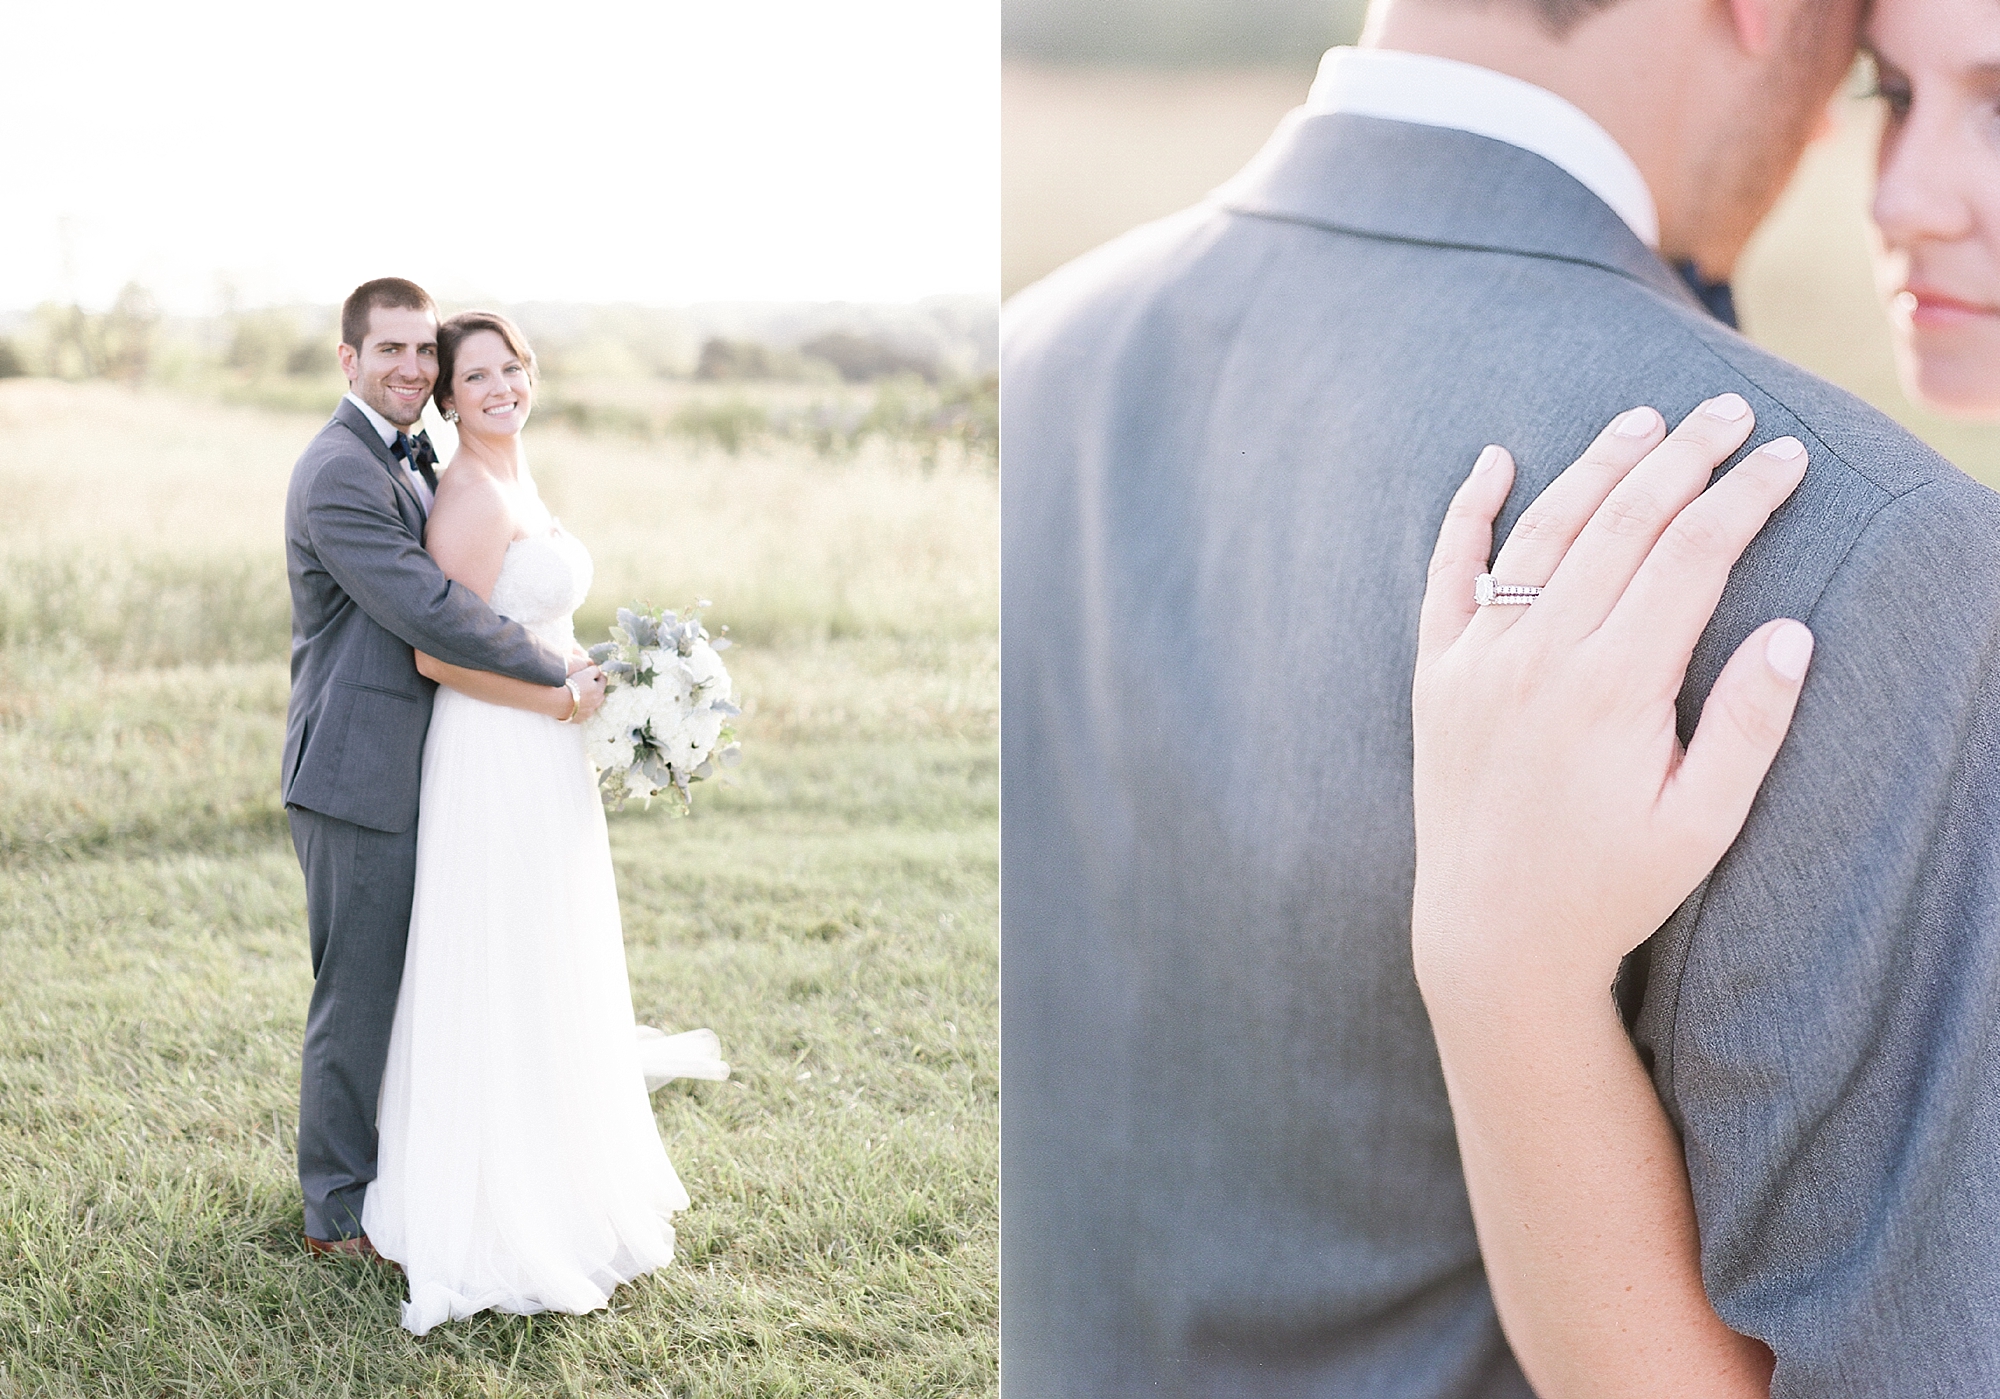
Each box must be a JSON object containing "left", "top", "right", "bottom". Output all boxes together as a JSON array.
[{"left": 434, "top": 310, "right": 537, "bottom": 412}]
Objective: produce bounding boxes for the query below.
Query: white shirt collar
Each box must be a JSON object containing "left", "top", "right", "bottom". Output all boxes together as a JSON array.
[
  {"left": 342, "top": 390, "right": 435, "bottom": 510},
  {"left": 342, "top": 390, "right": 403, "bottom": 449},
  {"left": 1305, "top": 46, "right": 1659, "bottom": 249}
]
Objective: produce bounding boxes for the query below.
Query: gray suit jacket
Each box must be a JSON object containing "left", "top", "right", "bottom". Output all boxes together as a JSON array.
[
  {"left": 282, "top": 397, "right": 567, "bottom": 833},
  {"left": 1002, "top": 112, "right": 2000, "bottom": 1397}
]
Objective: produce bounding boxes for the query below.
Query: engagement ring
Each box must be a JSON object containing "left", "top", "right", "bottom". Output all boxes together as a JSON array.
[{"left": 1473, "top": 573, "right": 1542, "bottom": 607}]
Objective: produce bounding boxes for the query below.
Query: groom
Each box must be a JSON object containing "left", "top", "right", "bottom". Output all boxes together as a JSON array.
[
  {"left": 282, "top": 278, "right": 601, "bottom": 1254},
  {"left": 1005, "top": 0, "right": 2000, "bottom": 1394}
]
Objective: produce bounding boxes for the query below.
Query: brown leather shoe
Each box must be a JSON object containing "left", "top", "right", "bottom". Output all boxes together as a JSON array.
[{"left": 303, "top": 1233, "right": 401, "bottom": 1272}]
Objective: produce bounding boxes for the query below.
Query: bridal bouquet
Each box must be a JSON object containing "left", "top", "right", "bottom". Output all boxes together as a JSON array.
[{"left": 581, "top": 602, "right": 742, "bottom": 813}]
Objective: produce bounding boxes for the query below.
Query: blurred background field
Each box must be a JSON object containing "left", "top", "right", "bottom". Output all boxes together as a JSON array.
[
  {"left": 1002, "top": 0, "right": 2000, "bottom": 483},
  {"left": 0, "top": 300, "right": 996, "bottom": 1395}
]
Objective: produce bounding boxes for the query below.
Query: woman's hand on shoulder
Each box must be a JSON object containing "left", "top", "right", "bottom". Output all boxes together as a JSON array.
[
  {"left": 1411, "top": 396, "right": 1816, "bottom": 1014},
  {"left": 422, "top": 468, "right": 514, "bottom": 602}
]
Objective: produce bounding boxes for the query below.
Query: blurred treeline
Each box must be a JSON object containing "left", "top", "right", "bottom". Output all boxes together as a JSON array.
[
  {"left": 0, "top": 289, "right": 997, "bottom": 468},
  {"left": 1004, "top": 0, "right": 1364, "bottom": 64}
]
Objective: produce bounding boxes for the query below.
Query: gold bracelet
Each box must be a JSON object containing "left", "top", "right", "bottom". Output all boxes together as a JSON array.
[{"left": 562, "top": 678, "right": 582, "bottom": 723}]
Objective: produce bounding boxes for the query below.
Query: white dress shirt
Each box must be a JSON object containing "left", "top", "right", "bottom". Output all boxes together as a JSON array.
[
  {"left": 343, "top": 390, "right": 436, "bottom": 512},
  {"left": 1305, "top": 46, "right": 1660, "bottom": 249}
]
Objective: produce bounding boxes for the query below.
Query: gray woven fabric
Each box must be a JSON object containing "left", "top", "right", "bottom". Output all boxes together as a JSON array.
[
  {"left": 1001, "top": 112, "right": 2000, "bottom": 1396},
  {"left": 282, "top": 398, "right": 567, "bottom": 1239}
]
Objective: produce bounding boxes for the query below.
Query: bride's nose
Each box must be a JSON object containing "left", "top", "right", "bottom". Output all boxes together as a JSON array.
[{"left": 1873, "top": 95, "right": 1977, "bottom": 248}]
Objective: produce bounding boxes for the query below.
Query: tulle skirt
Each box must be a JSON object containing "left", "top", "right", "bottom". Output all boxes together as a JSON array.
[{"left": 363, "top": 687, "right": 699, "bottom": 1336}]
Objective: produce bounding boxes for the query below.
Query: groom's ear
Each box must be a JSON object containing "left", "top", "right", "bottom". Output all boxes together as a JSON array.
[
  {"left": 336, "top": 340, "right": 359, "bottom": 384},
  {"left": 1723, "top": 0, "right": 1773, "bottom": 55}
]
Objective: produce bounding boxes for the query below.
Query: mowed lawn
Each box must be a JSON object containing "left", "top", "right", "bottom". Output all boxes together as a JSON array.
[{"left": 0, "top": 381, "right": 997, "bottom": 1397}]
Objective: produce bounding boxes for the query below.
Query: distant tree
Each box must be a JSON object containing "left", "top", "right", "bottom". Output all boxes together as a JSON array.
[
  {"left": 37, "top": 301, "right": 99, "bottom": 379},
  {"left": 801, "top": 332, "right": 938, "bottom": 384},
  {"left": 227, "top": 309, "right": 303, "bottom": 378},
  {"left": 1004, "top": 0, "right": 1364, "bottom": 65},
  {"left": 0, "top": 339, "right": 24, "bottom": 379},
  {"left": 102, "top": 282, "right": 159, "bottom": 384},
  {"left": 286, "top": 339, "right": 336, "bottom": 376},
  {"left": 696, "top": 337, "right": 778, "bottom": 381}
]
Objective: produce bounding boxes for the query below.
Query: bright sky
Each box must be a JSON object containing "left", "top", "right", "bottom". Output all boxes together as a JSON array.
[{"left": 0, "top": 0, "right": 998, "bottom": 313}]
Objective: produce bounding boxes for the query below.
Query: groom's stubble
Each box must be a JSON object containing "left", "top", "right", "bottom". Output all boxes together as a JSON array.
[
  {"left": 1366, "top": 0, "right": 1867, "bottom": 280},
  {"left": 1679, "top": 0, "right": 1867, "bottom": 277}
]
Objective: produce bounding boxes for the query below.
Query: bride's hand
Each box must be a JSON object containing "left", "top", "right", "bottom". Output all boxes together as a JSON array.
[{"left": 1411, "top": 395, "right": 1815, "bottom": 1011}]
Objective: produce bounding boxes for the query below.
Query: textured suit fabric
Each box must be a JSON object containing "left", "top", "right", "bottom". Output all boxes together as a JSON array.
[
  {"left": 284, "top": 398, "right": 564, "bottom": 834},
  {"left": 287, "top": 804, "right": 421, "bottom": 1240},
  {"left": 1001, "top": 111, "right": 2000, "bottom": 1397},
  {"left": 283, "top": 397, "right": 567, "bottom": 1239}
]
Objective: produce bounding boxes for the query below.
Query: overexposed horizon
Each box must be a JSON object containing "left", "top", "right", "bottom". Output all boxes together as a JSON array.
[{"left": 2, "top": 0, "right": 998, "bottom": 315}]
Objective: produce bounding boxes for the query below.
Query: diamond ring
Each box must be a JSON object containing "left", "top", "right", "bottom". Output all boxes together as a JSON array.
[{"left": 1474, "top": 573, "right": 1542, "bottom": 607}]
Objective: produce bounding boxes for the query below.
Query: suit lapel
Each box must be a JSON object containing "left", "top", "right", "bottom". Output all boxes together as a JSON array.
[
  {"left": 333, "top": 397, "right": 427, "bottom": 523},
  {"left": 1215, "top": 110, "right": 1706, "bottom": 317}
]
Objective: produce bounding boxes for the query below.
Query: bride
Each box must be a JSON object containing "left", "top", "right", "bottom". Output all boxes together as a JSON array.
[
  {"left": 1412, "top": 0, "right": 2000, "bottom": 1391},
  {"left": 360, "top": 311, "right": 726, "bottom": 1334}
]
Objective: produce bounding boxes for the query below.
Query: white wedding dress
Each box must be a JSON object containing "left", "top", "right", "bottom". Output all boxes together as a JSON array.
[{"left": 363, "top": 523, "right": 727, "bottom": 1336}]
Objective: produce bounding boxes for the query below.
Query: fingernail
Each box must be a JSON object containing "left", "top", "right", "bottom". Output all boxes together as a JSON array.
[
  {"left": 1756, "top": 435, "right": 1806, "bottom": 462},
  {"left": 1705, "top": 392, "right": 1751, "bottom": 421},
  {"left": 1766, "top": 620, "right": 1814, "bottom": 681},
  {"left": 1472, "top": 444, "right": 1502, "bottom": 475},
  {"left": 1612, "top": 406, "right": 1659, "bottom": 438}
]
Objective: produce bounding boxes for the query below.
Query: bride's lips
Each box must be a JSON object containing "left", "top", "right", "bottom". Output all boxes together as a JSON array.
[{"left": 1898, "top": 286, "right": 2000, "bottom": 330}]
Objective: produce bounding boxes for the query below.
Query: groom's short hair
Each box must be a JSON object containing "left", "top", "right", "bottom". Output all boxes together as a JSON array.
[
  {"left": 341, "top": 278, "right": 438, "bottom": 351},
  {"left": 1528, "top": 0, "right": 1621, "bottom": 34},
  {"left": 1406, "top": 0, "right": 1624, "bottom": 36}
]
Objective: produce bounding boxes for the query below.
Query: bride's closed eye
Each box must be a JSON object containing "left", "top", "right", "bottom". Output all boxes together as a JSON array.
[
  {"left": 1863, "top": 71, "right": 1914, "bottom": 122},
  {"left": 1859, "top": 49, "right": 1913, "bottom": 120}
]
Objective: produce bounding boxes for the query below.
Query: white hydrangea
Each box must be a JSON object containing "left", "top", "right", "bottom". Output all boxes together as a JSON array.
[
  {"left": 659, "top": 708, "right": 725, "bottom": 774},
  {"left": 683, "top": 640, "right": 728, "bottom": 696},
  {"left": 585, "top": 728, "right": 635, "bottom": 774},
  {"left": 648, "top": 654, "right": 697, "bottom": 711},
  {"left": 596, "top": 684, "right": 651, "bottom": 738},
  {"left": 685, "top": 706, "right": 725, "bottom": 753}
]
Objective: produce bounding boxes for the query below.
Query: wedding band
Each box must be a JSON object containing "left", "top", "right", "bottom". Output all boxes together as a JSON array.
[{"left": 1474, "top": 573, "right": 1542, "bottom": 607}]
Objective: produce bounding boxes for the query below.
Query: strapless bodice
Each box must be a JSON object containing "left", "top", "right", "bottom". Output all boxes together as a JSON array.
[{"left": 489, "top": 525, "right": 592, "bottom": 652}]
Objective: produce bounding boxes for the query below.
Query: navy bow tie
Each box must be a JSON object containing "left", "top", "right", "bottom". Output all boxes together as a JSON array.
[
  {"left": 1675, "top": 260, "right": 1738, "bottom": 331},
  {"left": 392, "top": 430, "right": 439, "bottom": 493}
]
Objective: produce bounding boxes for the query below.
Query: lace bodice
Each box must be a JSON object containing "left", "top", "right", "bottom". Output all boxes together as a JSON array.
[{"left": 489, "top": 525, "right": 592, "bottom": 652}]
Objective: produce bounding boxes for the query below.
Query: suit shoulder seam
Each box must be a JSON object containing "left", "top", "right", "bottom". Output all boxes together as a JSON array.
[{"left": 1671, "top": 335, "right": 1930, "bottom": 503}]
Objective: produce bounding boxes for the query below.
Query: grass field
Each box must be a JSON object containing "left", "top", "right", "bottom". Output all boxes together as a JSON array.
[
  {"left": 0, "top": 380, "right": 996, "bottom": 1396},
  {"left": 1003, "top": 61, "right": 2000, "bottom": 483}
]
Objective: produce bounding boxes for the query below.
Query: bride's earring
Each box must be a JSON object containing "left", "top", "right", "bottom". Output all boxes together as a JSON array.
[{"left": 444, "top": 408, "right": 459, "bottom": 424}]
